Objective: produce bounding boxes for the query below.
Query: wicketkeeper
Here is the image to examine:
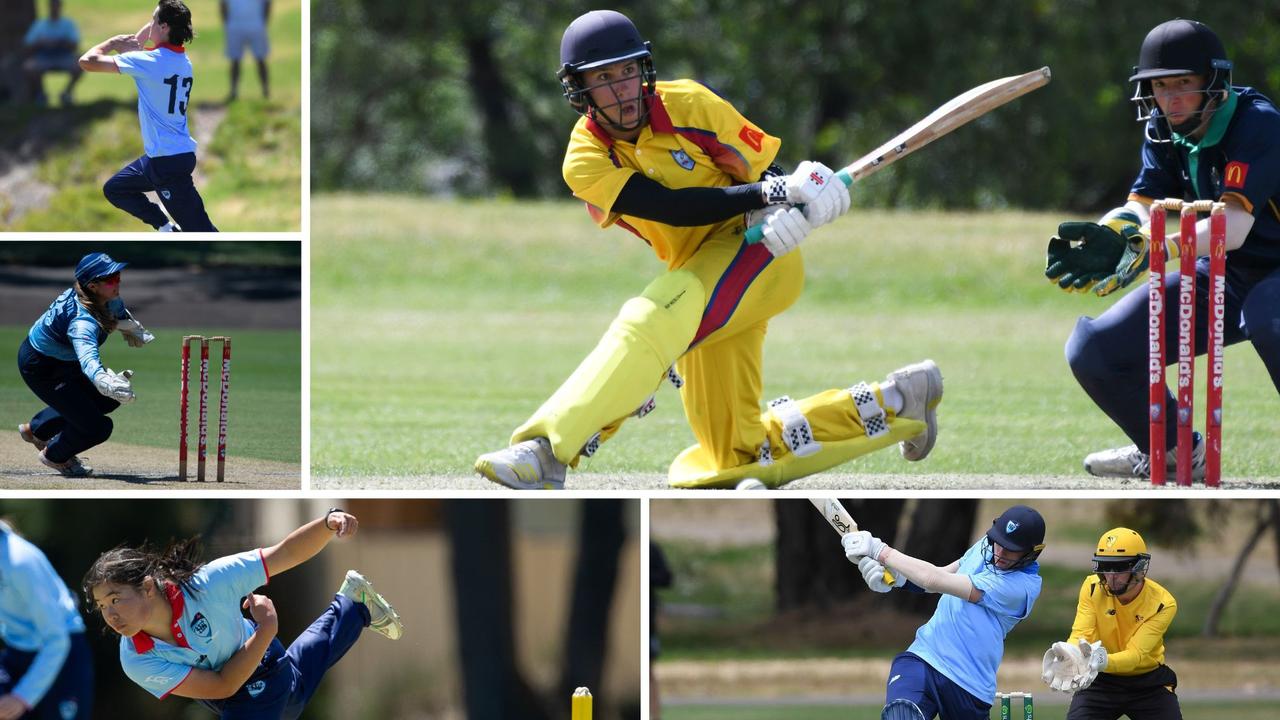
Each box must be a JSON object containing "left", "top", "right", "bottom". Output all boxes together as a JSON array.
[
  {"left": 1044, "top": 19, "right": 1280, "bottom": 481},
  {"left": 475, "top": 9, "right": 943, "bottom": 489},
  {"left": 1040, "top": 528, "right": 1183, "bottom": 720},
  {"left": 17, "top": 252, "right": 154, "bottom": 478}
]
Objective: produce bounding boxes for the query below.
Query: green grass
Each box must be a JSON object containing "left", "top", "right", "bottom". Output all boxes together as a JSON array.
[
  {"left": 3, "top": 326, "right": 300, "bottom": 463},
  {"left": 663, "top": 700, "right": 1280, "bottom": 720},
  {"left": 310, "top": 195, "right": 1280, "bottom": 478},
  {"left": 4, "top": 0, "right": 301, "bottom": 230}
]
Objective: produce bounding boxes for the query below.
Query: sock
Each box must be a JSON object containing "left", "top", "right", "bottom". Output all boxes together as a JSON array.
[{"left": 879, "top": 380, "right": 905, "bottom": 415}]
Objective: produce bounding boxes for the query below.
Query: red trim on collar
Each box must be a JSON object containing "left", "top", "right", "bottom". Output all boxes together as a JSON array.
[
  {"left": 645, "top": 93, "right": 674, "bottom": 134},
  {"left": 156, "top": 42, "right": 186, "bottom": 53},
  {"left": 128, "top": 581, "right": 191, "bottom": 654}
]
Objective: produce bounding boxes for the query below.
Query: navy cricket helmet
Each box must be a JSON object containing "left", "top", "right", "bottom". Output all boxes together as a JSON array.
[
  {"left": 984, "top": 505, "right": 1046, "bottom": 571},
  {"left": 557, "top": 10, "right": 656, "bottom": 126},
  {"left": 1129, "top": 19, "right": 1233, "bottom": 140}
]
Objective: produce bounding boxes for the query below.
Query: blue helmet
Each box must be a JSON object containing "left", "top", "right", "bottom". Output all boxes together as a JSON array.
[
  {"left": 557, "top": 10, "right": 656, "bottom": 126},
  {"left": 983, "top": 505, "right": 1046, "bottom": 571},
  {"left": 75, "top": 252, "right": 128, "bottom": 285}
]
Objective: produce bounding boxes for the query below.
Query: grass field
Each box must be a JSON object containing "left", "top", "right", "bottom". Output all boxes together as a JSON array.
[
  {"left": 1, "top": 326, "right": 300, "bottom": 463},
  {"left": 310, "top": 195, "right": 1280, "bottom": 480},
  {"left": 3, "top": 0, "right": 302, "bottom": 230},
  {"left": 662, "top": 699, "right": 1280, "bottom": 720}
]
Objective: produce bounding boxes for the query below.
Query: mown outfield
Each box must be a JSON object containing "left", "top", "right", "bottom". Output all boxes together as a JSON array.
[
  {"left": 1, "top": 326, "right": 300, "bottom": 464},
  {"left": 664, "top": 701, "right": 1280, "bottom": 720},
  {"left": 311, "top": 195, "right": 1279, "bottom": 483},
  {"left": 3, "top": 0, "right": 301, "bottom": 230}
]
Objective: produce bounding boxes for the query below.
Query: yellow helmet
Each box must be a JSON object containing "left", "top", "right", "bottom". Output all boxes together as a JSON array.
[{"left": 1092, "top": 527, "right": 1150, "bottom": 594}]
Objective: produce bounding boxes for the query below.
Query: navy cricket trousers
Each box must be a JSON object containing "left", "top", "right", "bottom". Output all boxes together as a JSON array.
[
  {"left": 17, "top": 337, "right": 119, "bottom": 463},
  {"left": 885, "top": 651, "right": 991, "bottom": 720},
  {"left": 1065, "top": 258, "right": 1280, "bottom": 452},
  {"left": 0, "top": 632, "right": 94, "bottom": 720},
  {"left": 200, "top": 595, "right": 370, "bottom": 720},
  {"left": 103, "top": 152, "right": 218, "bottom": 231}
]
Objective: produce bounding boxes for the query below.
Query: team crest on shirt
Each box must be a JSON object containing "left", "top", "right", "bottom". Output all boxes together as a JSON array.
[
  {"left": 161, "top": 190, "right": 172, "bottom": 200},
  {"left": 247, "top": 680, "right": 267, "bottom": 697},
  {"left": 191, "top": 612, "right": 212, "bottom": 639},
  {"left": 670, "top": 149, "right": 695, "bottom": 171},
  {"left": 60, "top": 700, "right": 78, "bottom": 719}
]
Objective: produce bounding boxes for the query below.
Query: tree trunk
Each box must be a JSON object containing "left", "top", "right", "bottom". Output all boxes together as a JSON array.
[
  {"left": 1, "top": 0, "right": 37, "bottom": 105},
  {"left": 775, "top": 498, "right": 905, "bottom": 612},
  {"left": 461, "top": 25, "right": 540, "bottom": 197},
  {"left": 896, "top": 499, "right": 980, "bottom": 616},
  {"left": 1202, "top": 500, "right": 1277, "bottom": 637}
]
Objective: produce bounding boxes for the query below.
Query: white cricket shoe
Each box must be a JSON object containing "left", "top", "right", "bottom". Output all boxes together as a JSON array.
[
  {"left": 38, "top": 450, "right": 93, "bottom": 477},
  {"left": 1084, "top": 432, "right": 1205, "bottom": 481},
  {"left": 474, "top": 437, "right": 567, "bottom": 489},
  {"left": 338, "top": 570, "right": 403, "bottom": 640},
  {"left": 888, "top": 359, "right": 944, "bottom": 461}
]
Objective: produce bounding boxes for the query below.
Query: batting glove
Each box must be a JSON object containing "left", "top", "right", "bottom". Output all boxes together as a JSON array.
[
  {"left": 858, "top": 556, "right": 905, "bottom": 593},
  {"left": 841, "top": 530, "right": 888, "bottom": 564},
  {"left": 758, "top": 206, "right": 811, "bottom": 258}
]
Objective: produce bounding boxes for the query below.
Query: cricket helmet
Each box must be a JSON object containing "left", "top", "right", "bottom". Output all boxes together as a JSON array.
[
  {"left": 1092, "top": 527, "right": 1151, "bottom": 594},
  {"left": 75, "top": 252, "right": 128, "bottom": 285},
  {"left": 983, "top": 505, "right": 1046, "bottom": 571},
  {"left": 1129, "top": 19, "right": 1233, "bottom": 141},
  {"left": 557, "top": 10, "right": 656, "bottom": 127}
]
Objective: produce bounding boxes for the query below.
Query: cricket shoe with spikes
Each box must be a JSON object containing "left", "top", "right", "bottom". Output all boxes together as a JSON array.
[
  {"left": 887, "top": 359, "right": 943, "bottom": 461},
  {"left": 474, "top": 437, "right": 567, "bottom": 490},
  {"left": 18, "top": 423, "right": 47, "bottom": 451},
  {"left": 38, "top": 450, "right": 93, "bottom": 477},
  {"left": 338, "top": 570, "right": 403, "bottom": 640},
  {"left": 1084, "top": 432, "right": 1205, "bottom": 481}
]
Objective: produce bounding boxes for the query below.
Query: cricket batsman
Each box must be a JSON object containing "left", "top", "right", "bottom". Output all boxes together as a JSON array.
[
  {"left": 78, "top": 1, "right": 218, "bottom": 231},
  {"left": 1040, "top": 527, "right": 1183, "bottom": 719},
  {"left": 1045, "top": 19, "right": 1280, "bottom": 481},
  {"left": 844, "top": 505, "right": 1046, "bottom": 720},
  {"left": 475, "top": 9, "right": 943, "bottom": 489}
]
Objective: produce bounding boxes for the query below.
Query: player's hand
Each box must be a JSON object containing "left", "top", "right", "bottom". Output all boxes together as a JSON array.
[
  {"left": 118, "top": 317, "right": 156, "bottom": 347},
  {"left": 841, "top": 530, "right": 888, "bottom": 564},
  {"left": 1092, "top": 232, "right": 1161, "bottom": 297},
  {"left": 93, "top": 368, "right": 136, "bottom": 404},
  {"left": 0, "top": 694, "right": 30, "bottom": 720},
  {"left": 857, "top": 556, "right": 904, "bottom": 593},
  {"left": 325, "top": 510, "right": 359, "bottom": 538},
  {"left": 1078, "top": 638, "right": 1108, "bottom": 672},
  {"left": 1041, "top": 641, "right": 1087, "bottom": 693},
  {"left": 758, "top": 206, "right": 811, "bottom": 258},
  {"left": 243, "top": 593, "right": 279, "bottom": 636},
  {"left": 1045, "top": 221, "right": 1129, "bottom": 293},
  {"left": 762, "top": 160, "right": 831, "bottom": 206},
  {"left": 109, "top": 34, "right": 142, "bottom": 53}
]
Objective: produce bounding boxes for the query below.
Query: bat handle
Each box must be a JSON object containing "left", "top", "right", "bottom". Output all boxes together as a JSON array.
[
  {"left": 743, "top": 169, "right": 855, "bottom": 245},
  {"left": 883, "top": 567, "right": 897, "bottom": 585}
]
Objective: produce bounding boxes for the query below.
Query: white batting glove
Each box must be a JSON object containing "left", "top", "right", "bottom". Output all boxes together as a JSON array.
[
  {"left": 117, "top": 318, "right": 155, "bottom": 347},
  {"left": 801, "top": 171, "right": 850, "bottom": 228},
  {"left": 858, "top": 556, "right": 905, "bottom": 593},
  {"left": 841, "top": 530, "right": 888, "bottom": 564},
  {"left": 1041, "top": 641, "right": 1087, "bottom": 693},
  {"left": 759, "top": 206, "right": 811, "bottom": 257},
  {"left": 762, "top": 160, "right": 832, "bottom": 206},
  {"left": 93, "top": 368, "right": 136, "bottom": 404}
]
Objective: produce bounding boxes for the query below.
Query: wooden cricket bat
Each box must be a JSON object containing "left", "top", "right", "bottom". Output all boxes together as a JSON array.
[
  {"left": 808, "top": 498, "right": 897, "bottom": 584},
  {"left": 747, "top": 66, "right": 1052, "bottom": 244}
]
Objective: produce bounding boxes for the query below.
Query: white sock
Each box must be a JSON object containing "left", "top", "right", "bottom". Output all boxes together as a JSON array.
[
  {"left": 879, "top": 380, "right": 905, "bottom": 414},
  {"left": 158, "top": 221, "right": 177, "bottom": 232}
]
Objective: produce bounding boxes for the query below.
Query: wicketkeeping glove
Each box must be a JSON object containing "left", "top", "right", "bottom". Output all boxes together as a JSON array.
[
  {"left": 93, "top": 368, "right": 136, "bottom": 404},
  {"left": 1045, "top": 208, "right": 1155, "bottom": 294},
  {"left": 1041, "top": 641, "right": 1088, "bottom": 693},
  {"left": 118, "top": 315, "right": 156, "bottom": 347}
]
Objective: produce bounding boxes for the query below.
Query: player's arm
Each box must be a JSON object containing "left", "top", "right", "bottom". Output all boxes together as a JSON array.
[
  {"left": 611, "top": 174, "right": 769, "bottom": 226},
  {"left": 259, "top": 510, "right": 357, "bottom": 576},
  {"left": 881, "top": 548, "right": 980, "bottom": 601},
  {"left": 1131, "top": 194, "right": 1254, "bottom": 254},
  {"left": 78, "top": 34, "right": 139, "bottom": 73},
  {"left": 1103, "top": 602, "right": 1176, "bottom": 673},
  {"left": 170, "top": 594, "right": 278, "bottom": 700}
]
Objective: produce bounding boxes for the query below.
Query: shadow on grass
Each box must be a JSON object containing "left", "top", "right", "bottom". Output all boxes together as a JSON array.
[{"left": 0, "top": 98, "right": 135, "bottom": 163}]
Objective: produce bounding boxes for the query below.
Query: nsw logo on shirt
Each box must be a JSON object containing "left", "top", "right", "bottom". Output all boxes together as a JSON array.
[
  {"left": 670, "top": 149, "right": 695, "bottom": 171},
  {"left": 191, "top": 612, "right": 212, "bottom": 639},
  {"left": 247, "top": 680, "right": 267, "bottom": 697}
]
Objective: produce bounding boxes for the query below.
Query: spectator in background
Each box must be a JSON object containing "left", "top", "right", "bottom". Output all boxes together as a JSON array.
[
  {"left": 221, "top": 0, "right": 270, "bottom": 101},
  {"left": 22, "top": 0, "right": 83, "bottom": 106}
]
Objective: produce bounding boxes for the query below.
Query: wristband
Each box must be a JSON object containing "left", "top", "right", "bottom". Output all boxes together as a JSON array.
[{"left": 324, "top": 507, "right": 344, "bottom": 531}]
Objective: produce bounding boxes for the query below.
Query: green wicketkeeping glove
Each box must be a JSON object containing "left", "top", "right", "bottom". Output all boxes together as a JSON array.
[
  {"left": 1045, "top": 221, "right": 1128, "bottom": 293},
  {"left": 1089, "top": 210, "right": 1159, "bottom": 297}
]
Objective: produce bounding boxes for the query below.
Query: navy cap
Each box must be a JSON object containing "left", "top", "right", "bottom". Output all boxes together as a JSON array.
[{"left": 75, "top": 253, "right": 128, "bottom": 285}]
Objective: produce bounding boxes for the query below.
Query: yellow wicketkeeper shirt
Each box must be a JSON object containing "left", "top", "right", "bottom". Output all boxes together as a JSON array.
[
  {"left": 562, "top": 79, "right": 781, "bottom": 269},
  {"left": 1069, "top": 576, "right": 1177, "bottom": 675}
]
